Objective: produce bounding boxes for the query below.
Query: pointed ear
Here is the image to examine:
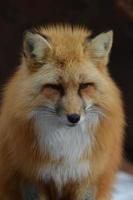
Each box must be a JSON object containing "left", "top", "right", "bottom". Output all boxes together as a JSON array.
[
  {"left": 89, "top": 31, "right": 113, "bottom": 65},
  {"left": 23, "top": 31, "right": 51, "bottom": 62}
]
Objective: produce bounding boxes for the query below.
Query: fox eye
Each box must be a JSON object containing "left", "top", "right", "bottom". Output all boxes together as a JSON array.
[
  {"left": 45, "top": 84, "right": 64, "bottom": 95},
  {"left": 79, "top": 83, "right": 94, "bottom": 90}
]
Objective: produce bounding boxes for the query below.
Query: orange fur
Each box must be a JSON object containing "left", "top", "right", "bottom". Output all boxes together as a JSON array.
[{"left": 0, "top": 25, "right": 125, "bottom": 200}]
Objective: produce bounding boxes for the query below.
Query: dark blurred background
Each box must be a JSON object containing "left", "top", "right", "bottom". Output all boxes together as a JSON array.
[{"left": 0, "top": 0, "right": 133, "bottom": 162}]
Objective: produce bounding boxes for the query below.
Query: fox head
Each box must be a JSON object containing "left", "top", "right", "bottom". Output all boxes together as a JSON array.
[{"left": 13, "top": 25, "right": 117, "bottom": 128}]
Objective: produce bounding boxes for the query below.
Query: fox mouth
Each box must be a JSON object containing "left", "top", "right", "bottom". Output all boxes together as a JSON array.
[{"left": 67, "top": 123, "right": 78, "bottom": 127}]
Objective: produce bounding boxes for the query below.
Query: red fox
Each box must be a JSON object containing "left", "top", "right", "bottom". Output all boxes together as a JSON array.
[{"left": 0, "top": 25, "right": 125, "bottom": 200}]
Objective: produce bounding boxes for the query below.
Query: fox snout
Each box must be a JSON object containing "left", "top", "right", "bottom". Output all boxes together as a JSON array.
[
  {"left": 58, "top": 89, "right": 83, "bottom": 125},
  {"left": 57, "top": 104, "right": 82, "bottom": 126}
]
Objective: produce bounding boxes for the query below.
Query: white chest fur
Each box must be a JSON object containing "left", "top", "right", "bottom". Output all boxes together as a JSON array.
[{"left": 33, "top": 112, "right": 93, "bottom": 185}]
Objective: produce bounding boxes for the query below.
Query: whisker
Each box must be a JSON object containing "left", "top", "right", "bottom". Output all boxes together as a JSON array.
[
  {"left": 37, "top": 105, "right": 56, "bottom": 114},
  {"left": 85, "top": 105, "right": 106, "bottom": 124}
]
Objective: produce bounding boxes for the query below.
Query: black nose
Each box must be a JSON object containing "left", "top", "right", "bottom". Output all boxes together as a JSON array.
[{"left": 67, "top": 114, "right": 80, "bottom": 123}]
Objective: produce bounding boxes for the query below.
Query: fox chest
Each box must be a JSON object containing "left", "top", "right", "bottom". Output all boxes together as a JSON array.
[{"left": 35, "top": 117, "right": 92, "bottom": 184}]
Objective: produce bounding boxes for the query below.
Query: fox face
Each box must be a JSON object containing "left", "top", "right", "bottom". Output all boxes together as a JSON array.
[
  {"left": 31, "top": 67, "right": 104, "bottom": 128},
  {"left": 18, "top": 26, "right": 114, "bottom": 129}
]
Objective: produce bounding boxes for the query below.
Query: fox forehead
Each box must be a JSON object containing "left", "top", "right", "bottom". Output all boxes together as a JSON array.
[
  {"left": 37, "top": 60, "right": 97, "bottom": 86},
  {"left": 39, "top": 25, "right": 91, "bottom": 63}
]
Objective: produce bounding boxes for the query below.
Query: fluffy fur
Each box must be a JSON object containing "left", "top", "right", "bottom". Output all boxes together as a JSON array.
[{"left": 0, "top": 25, "right": 125, "bottom": 200}]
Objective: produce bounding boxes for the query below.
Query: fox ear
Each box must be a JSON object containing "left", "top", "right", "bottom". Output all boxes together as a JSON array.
[
  {"left": 23, "top": 31, "right": 51, "bottom": 62},
  {"left": 89, "top": 31, "right": 113, "bottom": 65}
]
